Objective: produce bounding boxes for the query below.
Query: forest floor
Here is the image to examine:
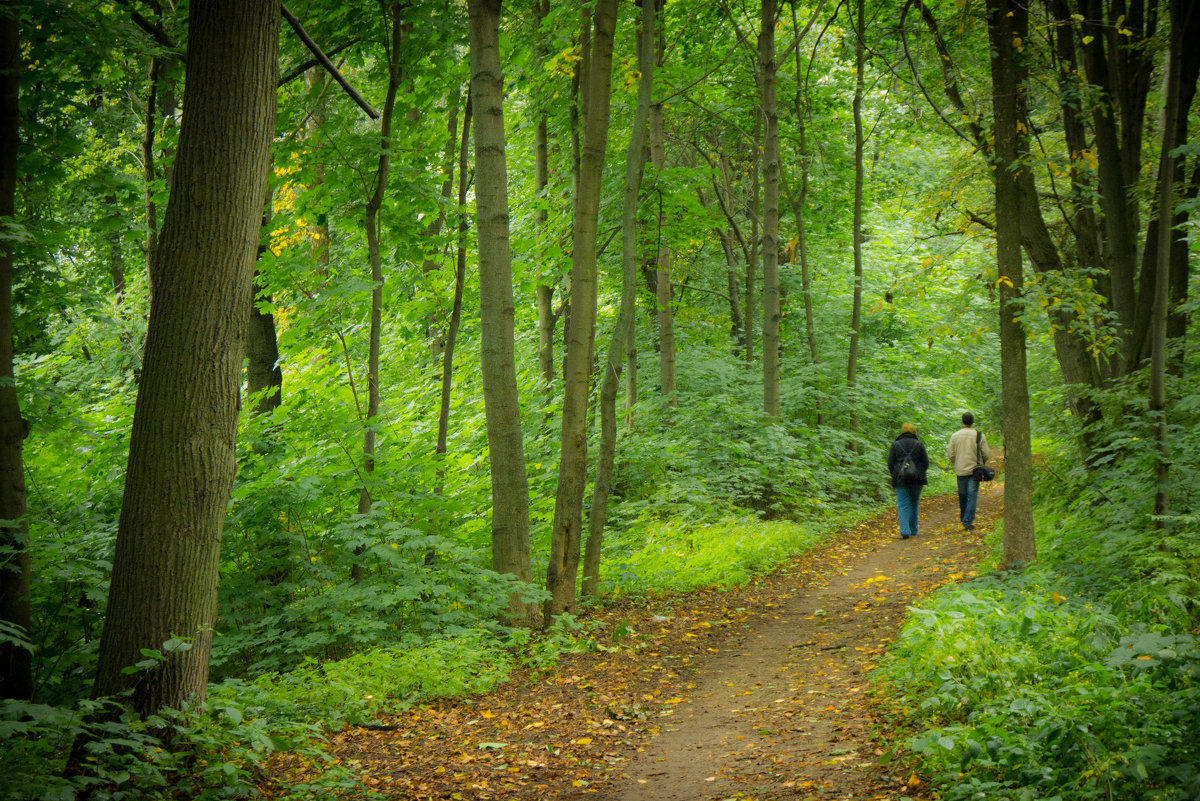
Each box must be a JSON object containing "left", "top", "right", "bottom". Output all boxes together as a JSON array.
[{"left": 266, "top": 479, "right": 1001, "bottom": 801}]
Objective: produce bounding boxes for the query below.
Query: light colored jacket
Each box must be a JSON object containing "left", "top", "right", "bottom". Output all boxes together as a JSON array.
[{"left": 947, "top": 426, "right": 990, "bottom": 477}]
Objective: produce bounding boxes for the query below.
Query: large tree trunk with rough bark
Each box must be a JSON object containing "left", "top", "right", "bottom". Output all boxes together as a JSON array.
[
  {"left": 91, "top": 0, "right": 279, "bottom": 713},
  {"left": 0, "top": 1, "right": 31, "bottom": 702},
  {"left": 467, "top": 0, "right": 537, "bottom": 626},
  {"left": 583, "top": 0, "right": 653, "bottom": 599},
  {"left": 987, "top": 0, "right": 1035, "bottom": 569},
  {"left": 546, "top": 0, "right": 619, "bottom": 623}
]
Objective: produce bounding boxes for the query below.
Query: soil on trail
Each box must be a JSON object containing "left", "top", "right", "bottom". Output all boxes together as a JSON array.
[{"left": 269, "top": 481, "right": 1001, "bottom": 801}]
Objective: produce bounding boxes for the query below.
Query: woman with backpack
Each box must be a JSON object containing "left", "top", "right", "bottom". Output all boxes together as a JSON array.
[{"left": 887, "top": 422, "right": 929, "bottom": 539}]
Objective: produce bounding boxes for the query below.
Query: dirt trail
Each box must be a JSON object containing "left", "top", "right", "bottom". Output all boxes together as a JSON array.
[
  {"left": 290, "top": 480, "right": 1001, "bottom": 800},
  {"left": 609, "top": 481, "right": 999, "bottom": 801}
]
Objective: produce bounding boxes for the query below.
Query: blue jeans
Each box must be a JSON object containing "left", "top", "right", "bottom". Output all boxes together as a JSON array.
[
  {"left": 895, "top": 485, "right": 922, "bottom": 538},
  {"left": 956, "top": 474, "right": 980, "bottom": 527}
]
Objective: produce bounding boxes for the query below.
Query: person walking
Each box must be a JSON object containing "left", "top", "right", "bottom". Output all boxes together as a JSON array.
[
  {"left": 947, "top": 411, "right": 990, "bottom": 530},
  {"left": 887, "top": 422, "right": 929, "bottom": 539}
]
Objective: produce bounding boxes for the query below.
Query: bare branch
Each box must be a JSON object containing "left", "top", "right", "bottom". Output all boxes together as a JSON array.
[{"left": 281, "top": 5, "right": 380, "bottom": 119}]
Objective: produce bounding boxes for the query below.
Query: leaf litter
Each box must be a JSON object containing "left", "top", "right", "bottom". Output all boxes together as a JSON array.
[{"left": 263, "top": 481, "right": 1001, "bottom": 800}]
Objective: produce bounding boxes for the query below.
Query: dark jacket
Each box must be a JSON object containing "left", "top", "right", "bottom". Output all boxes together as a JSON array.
[{"left": 887, "top": 431, "right": 929, "bottom": 488}]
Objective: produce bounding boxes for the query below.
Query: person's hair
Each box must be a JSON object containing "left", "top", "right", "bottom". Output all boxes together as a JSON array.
[
  {"left": 962, "top": 412, "right": 974, "bottom": 426},
  {"left": 901, "top": 422, "right": 917, "bottom": 435}
]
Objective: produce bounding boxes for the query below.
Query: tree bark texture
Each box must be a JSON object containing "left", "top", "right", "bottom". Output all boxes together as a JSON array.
[
  {"left": 468, "top": 0, "right": 537, "bottom": 626},
  {"left": 0, "top": 1, "right": 31, "bottom": 702},
  {"left": 584, "top": 0, "right": 653, "bottom": 599},
  {"left": 92, "top": 0, "right": 279, "bottom": 712},
  {"left": 546, "top": 0, "right": 619, "bottom": 623},
  {"left": 988, "top": 0, "right": 1036, "bottom": 569},
  {"left": 760, "top": 0, "right": 781, "bottom": 418}
]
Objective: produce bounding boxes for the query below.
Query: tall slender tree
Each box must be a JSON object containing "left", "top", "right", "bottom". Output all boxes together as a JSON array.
[
  {"left": 845, "top": 0, "right": 865, "bottom": 444},
  {"left": 760, "top": 0, "right": 781, "bottom": 418},
  {"left": 987, "top": 0, "right": 1035, "bottom": 568},
  {"left": 583, "top": 0, "right": 655, "bottom": 599},
  {"left": 352, "top": 5, "right": 405, "bottom": 582},
  {"left": 467, "top": 0, "right": 537, "bottom": 626},
  {"left": 649, "top": 12, "right": 676, "bottom": 406},
  {"left": 92, "top": 0, "right": 280, "bottom": 712},
  {"left": 546, "top": 0, "right": 620, "bottom": 623}
]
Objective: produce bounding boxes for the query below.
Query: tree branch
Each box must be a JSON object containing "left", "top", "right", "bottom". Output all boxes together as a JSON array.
[
  {"left": 278, "top": 38, "right": 361, "bottom": 87},
  {"left": 280, "top": 5, "right": 380, "bottom": 119}
]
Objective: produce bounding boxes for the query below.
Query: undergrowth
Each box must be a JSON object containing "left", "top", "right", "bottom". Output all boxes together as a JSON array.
[{"left": 875, "top": 442, "right": 1200, "bottom": 801}]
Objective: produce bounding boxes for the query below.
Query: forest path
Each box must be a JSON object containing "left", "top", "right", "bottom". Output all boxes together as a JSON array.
[
  {"left": 607, "top": 482, "right": 999, "bottom": 801},
  {"left": 279, "top": 480, "right": 1000, "bottom": 800}
]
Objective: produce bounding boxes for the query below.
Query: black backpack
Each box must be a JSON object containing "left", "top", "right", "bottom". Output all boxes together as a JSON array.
[{"left": 898, "top": 441, "right": 919, "bottom": 481}]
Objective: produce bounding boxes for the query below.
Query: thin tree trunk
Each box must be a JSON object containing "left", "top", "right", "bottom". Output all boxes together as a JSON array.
[
  {"left": 745, "top": 120, "right": 759, "bottom": 367},
  {"left": 533, "top": 0, "right": 556, "bottom": 397},
  {"left": 788, "top": 0, "right": 819, "bottom": 370},
  {"left": 1149, "top": 0, "right": 1184, "bottom": 527},
  {"left": 92, "top": 0, "right": 279, "bottom": 712},
  {"left": 546, "top": 0, "right": 620, "bottom": 623},
  {"left": 351, "top": 8, "right": 403, "bottom": 582},
  {"left": 468, "top": 0, "right": 536, "bottom": 626},
  {"left": 0, "top": 1, "right": 31, "bottom": 702},
  {"left": 987, "top": 0, "right": 1035, "bottom": 569},
  {"left": 437, "top": 95, "right": 472, "bottom": 483},
  {"left": 760, "top": 0, "right": 781, "bottom": 418},
  {"left": 845, "top": 0, "right": 865, "bottom": 444},
  {"left": 583, "top": 0, "right": 653, "bottom": 599},
  {"left": 422, "top": 95, "right": 461, "bottom": 361},
  {"left": 649, "top": 50, "right": 676, "bottom": 406}
]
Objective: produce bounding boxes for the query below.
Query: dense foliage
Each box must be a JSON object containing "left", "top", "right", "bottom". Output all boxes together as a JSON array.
[{"left": 1, "top": 0, "right": 1196, "bottom": 797}]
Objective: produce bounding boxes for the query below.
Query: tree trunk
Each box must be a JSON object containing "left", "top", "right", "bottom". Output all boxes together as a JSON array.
[
  {"left": 0, "top": 1, "right": 31, "bottom": 702},
  {"left": 760, "top": 0, "right": 781, "bottom": 418},
  {"left": 845, "top": 0, "right": 865, "bottom": 443},
  {"left": 584, "top": 0, "right": 654, "bottom": 599},
  {"left": 533, "top": 0, "right": 557, "bottom": 397},
  {"left": 1149, "top": 0, "right": 1184, "bottom": 526},
  {"left": 437, "top": 95, "right": 472, "bottom": 481},
  {"left": 92, "top": 0, "right": 279, "bottom": 712},
  {"left": 745, "top": 118, "right": 759, "bottom": 366},
  {"left": 987, "top": 0, "right": 1035, "bottom": 569},
  {"left": 649, "top": 45, "right": 676, "bottom": 407},
  {"left": 546, "top": 0, "right": 620, "bottom": 623},
  {"left": 468, "top": 0, "right": 536, "bottom": 627},
  {"left": 788, "top": 0, "right": 820, "bottom": 371},
  {"left": 351, "top": 8, "right": 404, "bottom": 582}
]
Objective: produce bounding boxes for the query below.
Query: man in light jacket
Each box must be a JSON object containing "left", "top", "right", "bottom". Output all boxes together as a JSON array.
[{"left": 947, "top": 412, "right": 990, "bottom": 531}]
